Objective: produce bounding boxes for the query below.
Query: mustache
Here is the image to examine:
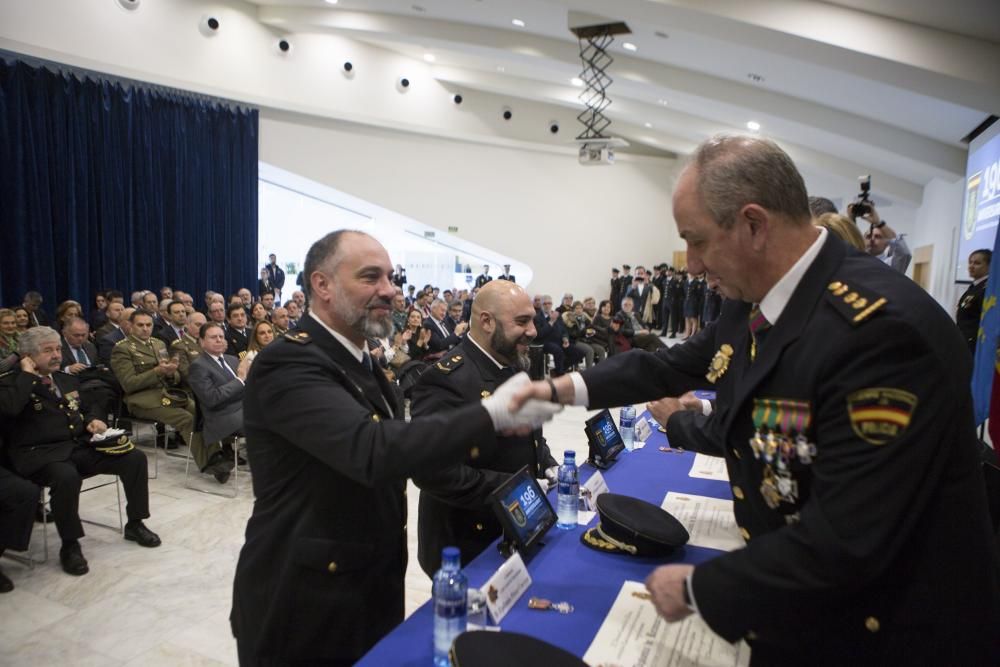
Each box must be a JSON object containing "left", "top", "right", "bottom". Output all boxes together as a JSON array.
[{"left": 366, "top": 298, "right": 392, "bottom": 310}]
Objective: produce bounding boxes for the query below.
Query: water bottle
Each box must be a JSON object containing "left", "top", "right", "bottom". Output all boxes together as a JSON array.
[
  {"left": 620, "top": 405, "right": 636, "bottom": 452},
  {"left": 556, "top": 451, "right": 579, "bottom": 529},
  {"left": 433, "top": 546, "right": 468, "bottom": 666}
]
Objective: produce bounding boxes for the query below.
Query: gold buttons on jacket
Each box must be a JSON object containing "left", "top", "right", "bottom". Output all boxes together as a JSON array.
[
  {"left": 327, "top": 561, "right": 338, "bottom": 573},
  {"left": 475, "top": 523, "right": 484, "bottom": 531},
  {"left": 732, "top": 448, "right": 741, "bottom": 459},
  {"left": 746, "top": 631, "right": 758, "bottom": 641},
  {"left": 470, "top": 446, "right": 480, "bottom": 460},
  {"left": 864, "top": 616, "right": 880, "bottom": 633},
  {"left": 739, "top": 527, "right": 750, "bottom": 540},
  {"left": 371, "top": 414, "right": 381, "bottom": 422},
  {"left": 732, "top": 486, "right": 744, "bottom": 500}
]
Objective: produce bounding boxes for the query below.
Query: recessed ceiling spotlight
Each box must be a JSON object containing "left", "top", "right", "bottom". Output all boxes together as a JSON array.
[
  {"left": 496, "top": 66, "right": 505, "bottom": 72},
  {"left": 654, "top": 30, "right": 669, "bottom": 39},
  {"left": 570, "top": 77, "right": 584, "bottom": 87},
  {"left": 644, "top": 122, "right": 652, "bottom": 128},
  {"left": 623, "top": 42, "right": 637, "bottom": 52},
  {"left": 747, "top": 72, "right": 765, "bottom": 83},
  {"left": 511, "top": 18, "right": 526, "bottom": 27},
  {"left": 423, "top": 53, "right": 436, "bottom": 63},
  {"left": 747, "top": 121, "right": 761, "bottom": 131},
  {"left": 325, "top": 0, "right": 338, "bottom": 4},
  {"left": 657, "top": 99, "right": 668, "bottom": 105}
]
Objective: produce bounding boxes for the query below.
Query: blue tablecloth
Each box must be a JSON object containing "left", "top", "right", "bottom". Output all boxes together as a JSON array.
[{"left": 358, "top": 413, "right": 732, "bottom": 665}]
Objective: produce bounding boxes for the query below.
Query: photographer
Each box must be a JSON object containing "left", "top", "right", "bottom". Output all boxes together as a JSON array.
[{"left": 848, "top": 178, "right": 911, "bottom": 273}]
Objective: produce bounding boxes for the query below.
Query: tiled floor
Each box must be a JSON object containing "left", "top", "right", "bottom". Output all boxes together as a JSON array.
[{"left": 0, "top": 336, "right": 682, "bottom": 665}]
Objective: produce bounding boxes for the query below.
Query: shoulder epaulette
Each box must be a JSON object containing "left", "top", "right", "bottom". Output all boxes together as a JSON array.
[
  {"left": 0, "top": 369, "right": 14, "bottom": 379},
  {"left": 114, "top": 338, "right": 129, "bottom": 346},
  {"left": 825, "top": 280, "right": 887, "bottom": 325},
  {"left": 435, "top": 353, "right": 464, "bottom": 374},
  {"left": 285, "top": 330, "right": 312, "bottom": 345}
]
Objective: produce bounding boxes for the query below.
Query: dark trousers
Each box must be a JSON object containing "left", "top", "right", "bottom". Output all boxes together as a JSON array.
[
  {"left": 0, "top": 466, "right": 39, "bottom": 552},
  {"left": 659, "top": 301, "right": 672, "bottom": 335},
  {"left": 541, "top": 341, "right": 566, "bottom": 375},
  {"left": 670, "top": 299, "right": 684, "bottom": 335},
  {"left": 29, "top": 447, "right": 149, "bottom": 542}
]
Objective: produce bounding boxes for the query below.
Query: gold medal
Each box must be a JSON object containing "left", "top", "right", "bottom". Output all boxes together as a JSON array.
[{"left": 705, "top": 343, "right": 734, "bottom": 383}]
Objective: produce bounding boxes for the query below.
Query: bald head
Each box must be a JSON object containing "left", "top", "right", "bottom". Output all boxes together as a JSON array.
[{"left": 470, "top": 280, "right": 536, "bottom": 369}]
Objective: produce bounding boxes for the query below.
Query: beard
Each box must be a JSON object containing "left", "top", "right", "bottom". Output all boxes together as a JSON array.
[
  {"left": 490, "top": 321, "right": 532, "bottom": 371},
  {"left": 333, "top": 284, "right": 394, "bottom": 340}
]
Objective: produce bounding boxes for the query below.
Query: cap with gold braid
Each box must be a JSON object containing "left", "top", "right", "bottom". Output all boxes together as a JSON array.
[{"left": 581, "top": 493, "right": 689, "bottom": 557}]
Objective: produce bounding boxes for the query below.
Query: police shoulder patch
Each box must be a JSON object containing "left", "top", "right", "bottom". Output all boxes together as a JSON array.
[
  {"left": 825, "top": 280, "right": 886, "bottom": 326},
  {"left": 284, "top": 331, "right": 311, "bottom": 345},
  {"left": 435, "top": 354, "right": 464, "bottom": 374},
  {"left": 846, "top": 387, "right": 917, "bottom": 445}
]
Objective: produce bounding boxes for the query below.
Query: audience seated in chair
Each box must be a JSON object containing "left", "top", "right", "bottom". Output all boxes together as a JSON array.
[{"left": 0, "top": 327, "right": 160, "bottom": 577}]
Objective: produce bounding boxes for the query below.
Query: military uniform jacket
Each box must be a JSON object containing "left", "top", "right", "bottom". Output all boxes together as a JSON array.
[
  {"left": 230, "top": 315, "right": 499, "bottom": 663},
  {"left": 580, "top": 234, "right": 1000, "bottom": 664},
  {"left": 0, "top": 370, "right": 101, "bottom": 476},
  {"left": 110, "top": 335, "right": 182, "bottom": 410},
  {"left": 410, "top": 338, "right": 557, "bottom": 575},
  {"left": 956, "top": 277, "right": 987, "bottom": 350},
  {"left": 170, "top": 334, "right": 201, "bottom": 384},
  {"left": 225, "top": 327, "right": 249, "bottom": 357}
]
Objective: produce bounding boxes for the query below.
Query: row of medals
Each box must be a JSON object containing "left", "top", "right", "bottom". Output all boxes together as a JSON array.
[{"left": 749, "top": 429, "right": 817, "bottom": 509}]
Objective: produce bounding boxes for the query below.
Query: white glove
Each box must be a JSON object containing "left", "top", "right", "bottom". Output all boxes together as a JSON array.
[{"left": 482, "top": 372, "right": 563, "bottom": 431}]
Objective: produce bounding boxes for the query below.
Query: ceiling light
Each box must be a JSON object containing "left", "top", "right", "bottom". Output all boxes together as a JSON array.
[
  {"left": 747, "top": 121, "right": 761, "bottom": 131},
  {"left": 644, "top": 122, "right": 652, "bottom": 128},
  {"left": 657, "top": 99, "right": 668, "bottom": 106},
  {"left": 325, "top": 0, "right": 338, "bottom": 4},
  {"left": 496, "top": 66, "right": 505, "bottom": 72},
  {"left": 511, "top": 18, "right": 526, "bottom": 27},
  {"left": 423, "top": 53, "right": 436, "bottom": 63},
  {"left": 623, "top": 42, "right": 637, "bottom": 52},
  {"left": 570, "top": 77, "right": 584, "bottom": 87}
]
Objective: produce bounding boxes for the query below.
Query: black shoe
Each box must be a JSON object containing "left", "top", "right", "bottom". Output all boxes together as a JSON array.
[
  {"left": 157, "top": 436, "right": 180, "bottom": 450},
  {"left": 124, "top": 520, "right": 162, "bottom": 548},
  {"left": 0, "top": 567, "right": 12, "bottom": 593},
  {"left": 60, "top": 542, "right": 89, "bottom": 576},
  {"left": 669, "top": 334, "right": 676, "bottom": 339},
  {"left": 223, "top": 443, "right": 247, "bottom": 466}
]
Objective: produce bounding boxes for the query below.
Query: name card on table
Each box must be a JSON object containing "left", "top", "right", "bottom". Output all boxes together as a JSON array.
[
  {"left": 480, "top": 551, "right": 532, "bottom": 624},
  {"left": 634, "top": 416, "right": 653, "bottom": 443},
  {"left": 580, "top": 470, "right": 609, "bottom": 511}
]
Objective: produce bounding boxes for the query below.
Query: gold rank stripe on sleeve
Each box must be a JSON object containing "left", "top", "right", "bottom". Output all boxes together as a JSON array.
[{"left": 825, "top": 281, "right": 886, "bottom": 325}]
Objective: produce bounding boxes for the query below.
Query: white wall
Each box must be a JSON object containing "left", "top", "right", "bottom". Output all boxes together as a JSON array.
[
  {"left": 259, "top": 110, "right": 681, "bottom": 300},
  {"left": 909, "top": 177, "right": 966, "bottom": 311}
]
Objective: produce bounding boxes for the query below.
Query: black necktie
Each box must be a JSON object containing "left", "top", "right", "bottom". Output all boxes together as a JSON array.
[
  {"left": 218, "top": 356, "right": 235, "bottom": 377},
  {"left": 362, "top": 353, "right": 374, "bottom": 373}
]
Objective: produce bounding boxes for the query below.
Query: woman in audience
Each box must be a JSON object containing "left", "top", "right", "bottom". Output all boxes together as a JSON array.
[
  {"left": 683, "top": 274, "right": 705, "bottom": 338},
  {"left": 243, "top": 321, "right": 275, "bottom": 359},
  {"left": 55, "top": 300, "right": 83, "bottom": 330},
  {"left": 402, "top": 308, "right": 432, "bottom": 360},
  {"left": 815, "top": 212, "right": 866, "bottom": 251},
  {"left": 13, "top": 306, "right": 30, "bottom": 333},
  {"left": 590, "top": 300, "right": 613, "bottom": 357},
  {"left": 0, "top": 308, "right": 20, "bottom": 372},
  {"left": 89, "top": 291, "right": 109, "bottom": 330},
  {"left": 250, "top": 302, "right": 269, "bottom": 325}
]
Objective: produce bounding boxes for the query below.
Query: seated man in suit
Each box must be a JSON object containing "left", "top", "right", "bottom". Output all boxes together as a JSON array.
[
  {"left": 444, "top": 300, "right": 465, "bottom": 333},
  {"left": 270, "top": 307, "right": 289, "bottom": 337},
  {"left": 154, "top": 300, "right": 187, "bottom": 346},
  {"left": 423, "top": 299, "right": 467, "bottom": 355},
  {"left": 94, "top": 299, "right": 125, "bottom": 342},
  {"left": 533, "top": 294, "right": 583, "bottom": 376},
  {"left": 187, "top": 323, "right": 242, "bottom": 483},
  {"left": 22, "top": 291, "right": 50, "bottom": 328},
  {"left": 110, "top": 310, "right": 220, "bottom": 480},
  {"left": 98, "top": 307, "right": 134, "bottom": 366},
  {"left": 225, "top": 304, "right": 250, "bottom": 357},
  {"left": 0, "top": 463, "right": 39, "bottom": 592},
  {"left": 60, "top": 317, "right": 121, "bottom": 419},
  {"left": 172, "top": 311, "right": 206, "bottom": 386},
  {"left": 0, "top": 327, "right": 160, "bottom": 577},
  {"left": 411, "top": 280, "right": 557, "bottom": 575}
]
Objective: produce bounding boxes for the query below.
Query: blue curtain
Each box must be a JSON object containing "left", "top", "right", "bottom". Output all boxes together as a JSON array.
[{"left": 0, "top": 58, "right": 258, "bottom": 315}]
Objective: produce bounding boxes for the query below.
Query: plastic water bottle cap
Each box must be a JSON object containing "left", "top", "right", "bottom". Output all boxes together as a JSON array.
[{"left": 565, "top": 450, "right": 576, "bottom": 460}]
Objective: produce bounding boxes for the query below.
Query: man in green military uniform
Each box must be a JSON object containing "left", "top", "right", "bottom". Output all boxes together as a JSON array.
[
  {"left": 111, "top": 310, "right": 230, "bottom": 482},
  {"left": 171, "top": 311, "right": 206, "bottom": 386}
]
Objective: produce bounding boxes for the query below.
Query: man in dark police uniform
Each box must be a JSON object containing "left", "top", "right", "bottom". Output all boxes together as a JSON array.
[
  {"left": 230, "top": 230, "right": 560, "bottom": 665},
  {"left": 411, "top": 279, "right": 559, "bottom": 575},
  {"left": 515, "top": 135, "right": 1000, "bottom": 665}
]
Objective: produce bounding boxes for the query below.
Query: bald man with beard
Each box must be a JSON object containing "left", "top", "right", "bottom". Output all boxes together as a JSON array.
[{"left": 410, "top": 280, "right": 560, "bottom": 575}]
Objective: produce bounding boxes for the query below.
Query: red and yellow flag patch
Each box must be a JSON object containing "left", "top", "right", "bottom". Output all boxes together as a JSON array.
[{"left": 846, "top": 387, "right": 917, "bottom": 445}]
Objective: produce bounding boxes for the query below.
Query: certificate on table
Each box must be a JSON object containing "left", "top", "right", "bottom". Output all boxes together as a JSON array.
[
  {"left": 583, "top": 580, "right": 750, "bottom": 667},
  {"left": 661, "top": 492, "right": 744, "bottom": 552},
  {"left": 688, "top": 453, "right": 729, "bottom": 482}
]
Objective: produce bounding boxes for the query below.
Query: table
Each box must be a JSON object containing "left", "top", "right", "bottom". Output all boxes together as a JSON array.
[{"left": 359, "top": 413, "right": 733, "bottom": 665}]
